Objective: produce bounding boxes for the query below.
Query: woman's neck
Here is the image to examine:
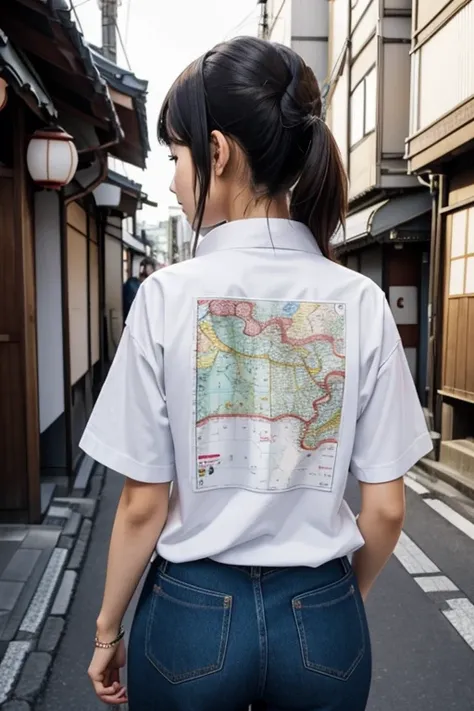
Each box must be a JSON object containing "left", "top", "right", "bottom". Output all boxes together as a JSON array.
[{"left": 225, "top": 191, "right": 290, "bottom": 223}]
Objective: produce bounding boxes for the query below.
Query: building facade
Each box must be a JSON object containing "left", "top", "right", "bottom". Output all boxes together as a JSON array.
[
  {"left": 406, "top": 0, "right": 474, "bottom": 483},
  {"left": 323, "top": 0, "right": 432, "bottom": 402},
  {"left": 169, "top": 209, "right": 193, "bottom": 263},
  {"left": 0, "top": 0, "right": 151, "bottom": 523},
  {"left": 266, "top": 0, "right": 328, "bottom": 84},
  {"left": 266, "top": 0, "right": 431, "bottom": 400}
]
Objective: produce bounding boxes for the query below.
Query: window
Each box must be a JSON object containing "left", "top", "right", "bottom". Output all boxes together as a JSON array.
[
  {"left": 350, "top": 81, "right": 365, "bottom": 145},
  {"left": 449, "top": 207, "right": 474, "bottom": 296},
  {"left": 350, "top": 68, "right": 377, "bottom": 146},
  {"left": 364, "top": 69, "right": 376, "bottom": 133}
]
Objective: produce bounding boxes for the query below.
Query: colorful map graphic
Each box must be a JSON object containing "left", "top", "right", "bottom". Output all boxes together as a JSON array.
[{"left": 195, "top": 298, "right": 346, "bottom": 492}]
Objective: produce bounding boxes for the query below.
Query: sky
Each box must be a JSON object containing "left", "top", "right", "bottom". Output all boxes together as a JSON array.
[{"left": 73, "top": 0, "right": 261, "bottom": 221}]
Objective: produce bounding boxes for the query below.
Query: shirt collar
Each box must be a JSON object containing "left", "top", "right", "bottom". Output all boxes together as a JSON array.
[{"left": 195, "top": 218, "right": 322, "bottom": 258}]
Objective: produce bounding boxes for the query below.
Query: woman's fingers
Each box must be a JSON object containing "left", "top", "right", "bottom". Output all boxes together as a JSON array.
[
  {"left": 99, "top": 685, "right": 128, "bottom": 705},
  {"left": 88, "top": 641, "right": 128, "bottom": 703},
  {"left": 90, "top": 675, "right": 128, "bottom": 704}
]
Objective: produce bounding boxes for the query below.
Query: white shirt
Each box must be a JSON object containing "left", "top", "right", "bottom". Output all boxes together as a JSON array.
[{"left": 80, "top": 218, "right": 433, "bottom": 567}]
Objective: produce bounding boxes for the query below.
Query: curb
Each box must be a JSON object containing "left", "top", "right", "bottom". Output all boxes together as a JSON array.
[{"left": 0, "top": 465, "right": 105, "bottom": 709}]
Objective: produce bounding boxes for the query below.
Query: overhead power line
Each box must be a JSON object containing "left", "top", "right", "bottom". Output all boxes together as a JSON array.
[
  {"left": 69, "top": 0, "right": 86, "bottom": 33},
  {"left": 115, "top": 18, "right": 131, "bottom": 69},
  {"left": 269, "top": 0, "right": 287, "bottom": 36},
  {"left": 224, "top": 7, "right": 259, "bottom": 40},
  {"left": 124, "top": 0, "right": 132, "bottom": 47}
]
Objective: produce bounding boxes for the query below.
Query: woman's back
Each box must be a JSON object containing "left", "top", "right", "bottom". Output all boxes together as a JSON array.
[{"left": 83, "top": 215, "right": 429, "bottom": 568}]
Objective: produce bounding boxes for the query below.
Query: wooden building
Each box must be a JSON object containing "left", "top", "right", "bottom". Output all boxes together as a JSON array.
[{"left": 0, "top": 0, "right": 151, "bottom": 522}]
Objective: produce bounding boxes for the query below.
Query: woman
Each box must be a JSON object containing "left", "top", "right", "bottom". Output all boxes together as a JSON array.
[{"left": 82, "top": 37, "right": 432, "bottom": 711}]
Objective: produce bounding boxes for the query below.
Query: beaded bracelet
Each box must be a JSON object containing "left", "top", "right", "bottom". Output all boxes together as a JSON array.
[{"left": 94, "top": 625, "right": 125, "bottom": 649}]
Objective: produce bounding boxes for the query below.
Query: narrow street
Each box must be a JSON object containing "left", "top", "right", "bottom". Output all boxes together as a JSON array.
[{"left": 35, "top": 471, "right": 474, "bottom": 711}]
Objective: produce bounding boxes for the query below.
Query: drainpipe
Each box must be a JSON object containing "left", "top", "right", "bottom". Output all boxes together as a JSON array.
[
  {"left": 375, "top": 0, "right": 384, "bottom": 187},
  {"left": 431, "top": 174, "right": 446, "bottom": 446},
  {"left": 417, "top": 173, "right": 435, "bottom": 417},
  {"left": 346, "top": 0, "right": 352, "bottom": 189}
]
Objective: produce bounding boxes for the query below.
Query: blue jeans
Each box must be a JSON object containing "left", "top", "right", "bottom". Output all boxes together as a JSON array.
[{"left": 128, "top": 556, "right": 371, "bottom": 711}]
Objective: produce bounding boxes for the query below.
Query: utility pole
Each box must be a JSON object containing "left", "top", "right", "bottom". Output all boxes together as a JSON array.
[
  {"left": 257, "top": 0, "right": 269, "bottom": 39},
  {"left": 99, "top": 0, "right": 119, "bottom": 62}
]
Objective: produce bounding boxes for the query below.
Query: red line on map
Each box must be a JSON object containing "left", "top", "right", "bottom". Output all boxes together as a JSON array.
[{"left": 202, "top": 299, "right": 344, "bottom": 358}]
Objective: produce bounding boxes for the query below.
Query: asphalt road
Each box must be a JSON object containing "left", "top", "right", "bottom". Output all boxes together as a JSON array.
[{"left": 35, "top": 470, "right": 474, "bottom": 711}]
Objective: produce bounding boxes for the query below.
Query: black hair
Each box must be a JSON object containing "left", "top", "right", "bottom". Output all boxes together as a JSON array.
[
  {"left": 140, "top": 256, "right": 157, "bottom": 269},
  {"left": 158, "top": 36, "right": 347, "bottom": 258}
]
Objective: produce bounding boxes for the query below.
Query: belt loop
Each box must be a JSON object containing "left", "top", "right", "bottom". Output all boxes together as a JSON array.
[
  {"left": 341, "top": 556, "right": 351, "bottom": 575},
  {"left": 159, "top": 557, "right": 169, "bottom": 575}
]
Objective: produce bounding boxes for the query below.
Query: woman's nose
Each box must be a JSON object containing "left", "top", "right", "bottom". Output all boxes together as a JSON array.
[{"left": 169, "top": 177, "right": 176, "bottom": 194}]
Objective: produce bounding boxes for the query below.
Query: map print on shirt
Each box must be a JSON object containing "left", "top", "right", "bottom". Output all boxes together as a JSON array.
[{"left": 195, "top": 298, "right": 346, "bottom": 493}]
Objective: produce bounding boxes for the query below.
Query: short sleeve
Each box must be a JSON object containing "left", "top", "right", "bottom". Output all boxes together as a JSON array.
[
  {"left": 80, "top": 280, "right": 175, "bottom": 483},
  {"left": 350, "top": 321, "right": 433, "bottom": 484}
]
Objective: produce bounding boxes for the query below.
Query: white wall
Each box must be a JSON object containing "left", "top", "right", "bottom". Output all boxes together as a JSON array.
[
  {"left": 268, "top": 0, "right": 329, "bottom": 83},
  {"left": 411, "top": 2, "right": 474, "bottom": 134},
  {"left": 132, "top": 254, "right": 142, "bottom": 277},
  {"left": 35, "top": 191, "right": 65, "bottom": 434},
  {"left": 292, "top": 0, "right": 328, "bottom": 83}
]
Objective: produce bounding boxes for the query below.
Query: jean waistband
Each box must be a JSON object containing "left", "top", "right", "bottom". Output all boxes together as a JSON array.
[{"left": 156, "top": 555, "right": 351, "bottom": 580}]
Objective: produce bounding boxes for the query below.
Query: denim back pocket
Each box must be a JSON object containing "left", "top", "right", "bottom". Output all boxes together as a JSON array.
[
  {"left": 145, "top": 573, "right": 232, "bottom": 684},
  {"left": 292, "top": 572, "right": 366, "bottom": 681}
]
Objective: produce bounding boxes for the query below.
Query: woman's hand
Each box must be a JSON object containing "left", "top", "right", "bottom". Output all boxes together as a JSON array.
[
  {"left": 88, "top": 480, "right": 170, "bottom": 704},
  {"left": 88, "top": 639, "right": 128, "bottom": 705}
]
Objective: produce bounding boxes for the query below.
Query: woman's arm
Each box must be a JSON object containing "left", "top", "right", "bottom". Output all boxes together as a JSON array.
[
  {"left": 352, "top": 477, "right": 405, "bottom": 600},
  {"left": 95, "top": 478, "right": 170, "bottom": 639}
]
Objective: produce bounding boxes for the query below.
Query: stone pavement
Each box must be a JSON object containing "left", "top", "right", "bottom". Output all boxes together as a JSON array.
[{"left": 0, "top": 461, "right": 105, "bottom": 708}]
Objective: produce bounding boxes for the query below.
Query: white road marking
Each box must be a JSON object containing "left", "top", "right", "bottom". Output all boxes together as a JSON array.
[
  {"left": 0, "top": 641, "right": 31, "bottom": 704},
  {"left": 424, "top": 499, "right": 474, "bottom": 542},
  {"left": 414, "top": 575, "right": 459, "bottom": 593},
  {"left": 405, "top": 476, "right": 430, "bottom": 495},
  {"left": 20, "top": 548, "right": 68, "bottom": 634},
  {"left": 443, "top": 598, "right": 474, "bottom": 651},
  {"left": 394, "top": 532, "right": 440, "bottom": 575}
]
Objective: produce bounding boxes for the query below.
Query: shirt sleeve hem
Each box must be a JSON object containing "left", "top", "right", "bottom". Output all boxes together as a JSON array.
[
  {"left": 79, "top": 429, "right": 175, "bottom": 484},
  {"left": 351, "top": 432, "right": 433, "bottom": 484}
]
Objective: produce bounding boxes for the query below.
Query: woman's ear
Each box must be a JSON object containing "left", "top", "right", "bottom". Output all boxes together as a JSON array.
[{"left": 210, "top": 130, "right": 230, "bottom": 177}]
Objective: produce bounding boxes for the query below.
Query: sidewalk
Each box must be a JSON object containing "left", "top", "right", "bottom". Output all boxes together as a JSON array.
[
  {"left": 0, "top": 461, "right": 105, "bottom": 708},
  {"left": 34, "top": 469, "right": 136, "bottom": 711}
]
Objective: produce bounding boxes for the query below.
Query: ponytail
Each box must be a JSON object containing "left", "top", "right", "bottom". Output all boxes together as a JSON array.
[
  {"left": 290, "top": 118, "right": 348, "bottom": 259},
  {"left": 158, "top": 37, "right": 348, "bottom": 258}
]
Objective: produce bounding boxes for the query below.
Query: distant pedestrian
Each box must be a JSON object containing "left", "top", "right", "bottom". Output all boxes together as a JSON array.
[
  {"left": 122, "top": 275, "right": 140, "bottom": 322},
  {"left": 82, "top": 36, "right": 432, "bottom": 711},
  {"left": 139, "top": 256, "right": 158, "bottom": 282},
  {"left": 122, "top": 257, "right": 158, "bottom": 322}
]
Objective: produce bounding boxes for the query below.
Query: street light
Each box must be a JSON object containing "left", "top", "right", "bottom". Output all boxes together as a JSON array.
[{"left": 26, "top": 126, "right": 79, "bottom": 190}]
